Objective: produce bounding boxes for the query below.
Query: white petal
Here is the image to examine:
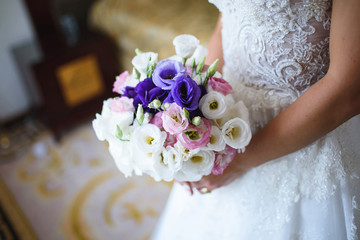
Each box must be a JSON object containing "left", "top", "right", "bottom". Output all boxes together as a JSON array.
[
  {"left": 132, "top": 124, "right": 167, "bottom": 153},
  {"left": 108, "top": 137, "right": 134, "bottom": 177},
  {"left": 173, "top": 34, "right": 200, "bottom": 59},
  {"left": 206, "top": 126, "right": 226, "bottom": 151},
  {"left": 199, "top": 91, "right": 227, "bottom": 119},
  {"left": 132, "top": 52, "right": 158, "bottom": 75},
  {"left": 175, "top": 150, "right": 215, "bottom": 181},
  {"left": 221, "top": 118, "right": 252, "bottom": 149}
]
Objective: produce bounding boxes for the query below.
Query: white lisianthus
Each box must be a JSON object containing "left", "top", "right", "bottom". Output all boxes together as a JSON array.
[
  {"left": 92, "top": 98, "right": 134, "bottom": 141},
  {"left": 92, "top": 113, "right": 108, "bottom": 141},
  {"left": 108, "top": 137, "right": 135, "bottom": 177},
  {"left": 174, "top": 141, "right": 200, "bottom": 162},
  {"left": 122, "top": 73, "right": 139, "bottom": 89},
  {"left": 132, "top": 123, "right": 167, "bottom": 153},
  {"left": 173, "top": 34, "right": 200, "bottom": 59},
  {"left": 204, "top": 126, "right": 226, "bottom": 152},
  {"left": 132, "top": 52, "right": 158, "bottom": 80},
  {"left": 175, "top": 150, "right": 215, "bottom": 182},
  {"left": 190, "top": 74, "right": 202, "bottom": 85},
  {"left": 100, "top": 98, "right": 113, "bottom": 117},
  {"left": 152, "top": 146, "right": 182, "bottom": 181},
  {"left": 187, "top": 45, "right": 208, "bottom": 66},
  {"left": 132, "top": 146, "right": 153, "bottom": 175},
  {"left": 216, "top": 100, "right": 249, "bottom": 127},
  {"left": 221, "top": 118, "right": 252, "bottom": 150},
  {"left": 199, "top": 91, "right": 227, "bottom": 119}
]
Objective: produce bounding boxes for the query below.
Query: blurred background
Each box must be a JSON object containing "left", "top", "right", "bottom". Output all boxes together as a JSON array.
[{"left": 0, "top": 0, "right": 217, "bottom": 239}]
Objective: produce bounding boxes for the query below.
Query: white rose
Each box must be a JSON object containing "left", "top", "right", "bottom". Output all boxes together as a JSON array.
[
  {"left": 132, "top": 52, "right": 158, "bottom": 80},
  {"left": 203, "top": 126, "right": 226, "bottom": 152},
  {"left": 173, "top": 34, "right": 200, "bottom": 59},
  {"left": 175, "top": 150, "right": 215, "bottom": 182},
  {"left": 131, "top": 123, "right": 167, "bottom": 153},
  {"left": 199, "top": 91, "right": 227, "bottom": 119},
  {"left": 221, "top": 118, "right": 252, "bottom": 151}
]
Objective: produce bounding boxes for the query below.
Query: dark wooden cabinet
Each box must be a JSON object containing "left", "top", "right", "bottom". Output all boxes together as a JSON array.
[{"left": 23, "top": 0, "right": 120, "bottom": 138}]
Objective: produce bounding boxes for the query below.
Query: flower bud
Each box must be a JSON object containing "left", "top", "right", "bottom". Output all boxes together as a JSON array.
[
  {"left": 149, "top": 99, "right": 162, "bottom": 109},
  {"left": 163, "top": 102, "right": 171, "bottom": 110},
  {"left": 136, "top": 104, "right": 144, "bottom": 125},
  {"left": 196, "top": 56, "right": 206, "bottom": 75},
  {"left": 133, "top": 67, "right": 141, "bottom": 80},
  {"left": 191, "top": 58, "right": 196, "bottom": 69},
  {"left": 115, "top": 125, "right": 123, "bottom": 140},
  {"left": 135, "top": 48, "right": 144, "bottom": 55},
  {"left": 147, "top": 61, "right": 156, "bottom": 78},
  {"left": 183, "top": 108, "right": 190, "bottom": 120},
  {"left": 192, "top": 116, "right": 201, "bottom": 126},
  {"left": 206, "top": 59, "right": 219, "bottom": 78}
]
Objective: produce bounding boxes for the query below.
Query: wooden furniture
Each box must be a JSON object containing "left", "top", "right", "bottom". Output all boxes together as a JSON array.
[{"left": 23, "top": 0, "right": 119, "bottom": 138}]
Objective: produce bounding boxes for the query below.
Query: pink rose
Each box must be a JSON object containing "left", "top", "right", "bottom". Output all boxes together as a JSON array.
[
  {"left": 177, "top": 118, "right": 211, "bottom": 150},
  {"left": 110, "top": 97, "right": 134, "bottom": 113},
  {"left": 149, "top": 112, "right": 163, "bottom": 128},
  {"left": 113, "top": 71, "right": 130, "bottom": 94},
  {"left": 161, "top": 104, "right": 189, "bottom": 135},
  {"left": 208, "top": 77, "right": 234, "bottom": 96},
  {"left": 212, "top": 145, "right": 237, "bottom": 175}
]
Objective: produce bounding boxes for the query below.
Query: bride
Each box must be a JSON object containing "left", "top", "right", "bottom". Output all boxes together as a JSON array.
[{"left": 152, "top": 0, "right": 360, "bottom": 239}]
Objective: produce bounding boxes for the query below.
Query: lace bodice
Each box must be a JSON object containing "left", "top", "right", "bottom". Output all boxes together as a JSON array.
[
  {"left": 209, "top": 0, "right": 332, "bottom": 131},
  {"left": 204, "top": 1, "right": 360, "bottom": 237},
  {"left": 210, "top": 0, "right": 331, "bottom": 99}
]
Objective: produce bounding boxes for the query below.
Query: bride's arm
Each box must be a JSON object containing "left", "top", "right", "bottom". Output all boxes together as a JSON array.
[
  {"left": 191, "top": 0, "right": 360, "bottom": 192},
  {"left": 205, "top": 14, "right": 224, "bottom": 71}
]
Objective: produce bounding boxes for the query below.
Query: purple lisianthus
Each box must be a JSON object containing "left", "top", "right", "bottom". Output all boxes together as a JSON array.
[
  {"left": 152, "top": 59, "right": 186, "bottom": 90},
  {"left": 171, "top": 75, "right": 201, "bottom": 111},
  {"left": 122, "top": 86, "right": 141, "bottom": 109},
  {"left": 135, "top": 78, "right": 172, "bottom": 113},
  {"left": 122, "top": 86, "right": 137, "bottom": 99}
]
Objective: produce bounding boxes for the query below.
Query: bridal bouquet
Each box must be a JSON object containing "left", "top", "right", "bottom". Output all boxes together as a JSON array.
[{"left": 92, "top": 34, "right": 252, "bottom": 182}]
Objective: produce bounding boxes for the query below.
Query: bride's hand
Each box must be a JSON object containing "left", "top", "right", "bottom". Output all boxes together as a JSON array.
[
  {"left": 192, "top": 164, "right": 246, "bottom": 194},
  {"left": 178, "top": 154, "right": 251, "bottom": 195}
]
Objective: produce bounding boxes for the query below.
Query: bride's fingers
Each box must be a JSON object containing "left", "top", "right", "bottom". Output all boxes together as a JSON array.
[
  {"left": 176, "top": 180, "right": 194, "bottom": 195},
  {"left": 186, "top": 182, "right": 194, "bottom": 195}
]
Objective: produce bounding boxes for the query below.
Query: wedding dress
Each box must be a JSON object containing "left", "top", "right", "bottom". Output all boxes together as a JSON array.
[{"left": 152, "top": 0, "right": 360, "bottom": 239}]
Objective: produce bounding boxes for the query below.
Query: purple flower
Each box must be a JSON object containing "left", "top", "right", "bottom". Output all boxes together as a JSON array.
[
  {"left": 152, "top": 59, "right": 186, "bottom": 90},
  {"left": 135, "top": 78, "right": 172, "bottom": 113},
  {"left": 122, "top": 86, "right": 136, "bottom": 99},
  {"left": 171, "top": 75, "right": 201, "bottom": 111},
  {"left": 122, "top": 86, "right": 141, "bottom": 109}
]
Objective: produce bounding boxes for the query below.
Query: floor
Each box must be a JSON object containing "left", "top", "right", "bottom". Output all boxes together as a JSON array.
[{"left": 0, "top": 120, "right": 172, "bottom": 240}]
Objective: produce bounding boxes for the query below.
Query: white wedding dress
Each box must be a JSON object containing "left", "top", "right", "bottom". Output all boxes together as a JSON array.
[{"left": 152, "top": 0, "right": 360, "bottom": 239}]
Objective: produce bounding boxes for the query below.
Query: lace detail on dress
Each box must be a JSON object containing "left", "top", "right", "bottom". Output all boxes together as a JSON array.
[
  {"left": 207, "top": 0, "right": 360, "bottom": 236},
  {"left": 209, "top": 0, "right": 331, "bottom": 97}
]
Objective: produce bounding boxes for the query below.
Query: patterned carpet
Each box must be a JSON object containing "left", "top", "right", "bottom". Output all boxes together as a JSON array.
[{"left": 0, "top": 122, "right": 172, "bottom": 240}]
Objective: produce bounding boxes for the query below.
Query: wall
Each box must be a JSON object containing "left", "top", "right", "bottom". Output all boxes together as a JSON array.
[{"left": 0, "top": 0, "right": 35, "bottom": 123}]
